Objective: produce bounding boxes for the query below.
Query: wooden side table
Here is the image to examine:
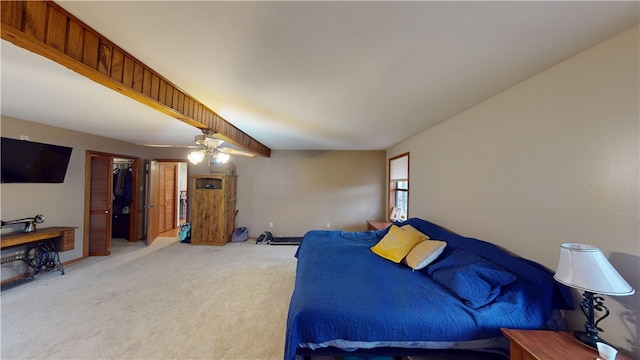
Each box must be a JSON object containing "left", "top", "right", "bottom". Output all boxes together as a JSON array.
[
  {"left": 501, "top": 328, "right": 631, "bottom": 360},
  {"left": 366, "top": 220, "right": 392, "bottom": 230}
]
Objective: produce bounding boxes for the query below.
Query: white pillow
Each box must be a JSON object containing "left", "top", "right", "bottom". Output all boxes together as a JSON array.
[{"left": 404, "top": 239, "right": 447, "bottom": 270}]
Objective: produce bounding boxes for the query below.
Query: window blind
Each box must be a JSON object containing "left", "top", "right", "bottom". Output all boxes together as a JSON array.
[{"left": 390, "top": 156, "right": 408, "bottom": 181}]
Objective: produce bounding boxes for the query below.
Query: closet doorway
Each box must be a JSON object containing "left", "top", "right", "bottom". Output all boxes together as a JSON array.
[
  {"left": 84, "top": 151, "right": 140, "bottom": 257},
  {"left": 112, "top": 158, "right": 135, "bottom": 240}
]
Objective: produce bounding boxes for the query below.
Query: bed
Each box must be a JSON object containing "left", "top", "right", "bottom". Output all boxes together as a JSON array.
[{"left": 284, "top": 218, "right": 574, "bottom": 360}]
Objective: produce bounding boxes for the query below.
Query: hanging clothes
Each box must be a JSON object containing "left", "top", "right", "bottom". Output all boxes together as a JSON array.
[
  {"left": 123, "top": 168, "right": 133, "bottom": 205},
  {"left": 113, "top": 164, "right": 132, "bottom": 206},
  {"left": 114, "top": 168, "right": 125, "bottom": 195}
]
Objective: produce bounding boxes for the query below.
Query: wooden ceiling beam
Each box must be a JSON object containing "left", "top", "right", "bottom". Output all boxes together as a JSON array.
[{"left": 0, "top": 0, "right": 271, "bottom": 158}]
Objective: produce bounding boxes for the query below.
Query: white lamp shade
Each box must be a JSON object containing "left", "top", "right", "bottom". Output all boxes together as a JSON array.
[{"left": 554, "top": 243, "right": 635, "bottom": 296}]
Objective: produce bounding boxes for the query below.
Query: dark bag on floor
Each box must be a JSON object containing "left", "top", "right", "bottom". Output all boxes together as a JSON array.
[{"left": 231, "top": 227, "right": 249, "bottom": 242}]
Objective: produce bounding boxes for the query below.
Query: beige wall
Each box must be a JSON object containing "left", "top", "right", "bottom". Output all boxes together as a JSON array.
[
  {"left": 388, "top": 26, "right": 639, "bottom": 356},
  {"left": 189, "top": 150, "right": 387, "bottom": 237}
]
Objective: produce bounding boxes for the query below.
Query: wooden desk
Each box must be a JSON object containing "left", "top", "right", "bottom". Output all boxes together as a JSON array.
[
  {"left": 501, "top": 328, "right": 631, "bottom": 360},
  {"left": 1, "top": 226, "right": 75, "bottom": 251},
  {"left": 1, "top": 226, "right": 75, "bottom": 281},
  {"left": 366, "top": 220, "right": 392, "bottom": 230}
]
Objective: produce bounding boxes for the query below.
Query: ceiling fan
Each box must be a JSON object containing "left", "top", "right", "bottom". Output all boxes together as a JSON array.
[{"left": 188, "top": 130, "right": 257, "bottom": 165}]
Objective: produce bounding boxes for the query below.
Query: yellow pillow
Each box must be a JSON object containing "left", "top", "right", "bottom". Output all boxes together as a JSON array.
[
  {"left": 371, "top": 225, "right": 428, "bottom": 263},
  {"left": 402, "top": 225, "right": 430, "bottom": 241},
  {"left": 404, "top": 239, "right": 447, "bottom": 270}
]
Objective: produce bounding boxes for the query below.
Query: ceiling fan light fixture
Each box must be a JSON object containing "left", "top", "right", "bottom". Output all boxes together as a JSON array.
[
  {"left": 212, "top": 151, "right": 230, "bottom": 164},
  {"left": 188, "top": 131, "right": 255, "bottom": 164},
  {"left": 188, "top": 150, "right": 205, "bottom": 164}
]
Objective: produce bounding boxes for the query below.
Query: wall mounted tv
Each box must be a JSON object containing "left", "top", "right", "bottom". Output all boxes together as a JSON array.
[{"left": 1, "top": 137, "right": 73, "bottom": 183}]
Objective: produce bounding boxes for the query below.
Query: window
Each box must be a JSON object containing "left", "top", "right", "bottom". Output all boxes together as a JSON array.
[
  {"left": 395, "top": 180, "right": 408, "bottom": 214},
  {"left": 389, "top": 153, "right": 409, "bottom": 220}
]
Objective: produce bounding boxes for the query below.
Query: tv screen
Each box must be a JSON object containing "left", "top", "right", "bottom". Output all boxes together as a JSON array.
[{"left": 1, "top": 137, "right": 73, "bottom": 183}]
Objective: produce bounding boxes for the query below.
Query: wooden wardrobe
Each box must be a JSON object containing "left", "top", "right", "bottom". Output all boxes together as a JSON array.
[{"left": 190, "top": 175, "right": 237, "bottom": 245}]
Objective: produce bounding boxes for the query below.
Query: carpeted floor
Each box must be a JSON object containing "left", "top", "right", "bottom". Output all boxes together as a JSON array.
[{"left": 1, "top": 237, "right": 298, "bottom": 359}]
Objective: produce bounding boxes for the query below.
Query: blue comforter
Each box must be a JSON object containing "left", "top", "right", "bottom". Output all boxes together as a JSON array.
[{"left": 284, "top": 218, "right": 573, "bottom": 360}]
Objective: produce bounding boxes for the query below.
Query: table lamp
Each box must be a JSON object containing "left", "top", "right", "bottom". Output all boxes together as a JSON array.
[{"left": 554, "top": 243, "right": 635, "bottom": 348}]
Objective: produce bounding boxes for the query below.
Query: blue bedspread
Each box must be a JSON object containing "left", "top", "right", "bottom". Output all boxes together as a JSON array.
[{"left": 284, "top": 218, "right": 573, "bottom": 360}]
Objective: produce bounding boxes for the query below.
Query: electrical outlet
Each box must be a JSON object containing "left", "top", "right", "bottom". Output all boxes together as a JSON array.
[
  {"left": 269, "top": 222, "right": 273, "bottom": 228},
  {"left": 326, "top": 223, "right": 331, "bottom": 228}
]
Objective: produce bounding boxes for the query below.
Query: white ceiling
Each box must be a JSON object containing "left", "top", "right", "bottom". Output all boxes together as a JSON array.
[{"left": 1, "top": 1, "right": 638, "bottom": 152}]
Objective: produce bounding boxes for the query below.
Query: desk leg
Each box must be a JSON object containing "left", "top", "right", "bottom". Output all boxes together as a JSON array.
[{"left": 22, "top": 239, "right": 65, "bottom": 278}]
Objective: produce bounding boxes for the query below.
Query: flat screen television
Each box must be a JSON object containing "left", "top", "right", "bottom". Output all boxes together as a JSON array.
[{"left": 1, "top": 137, "right": 73, "bottom": 183}]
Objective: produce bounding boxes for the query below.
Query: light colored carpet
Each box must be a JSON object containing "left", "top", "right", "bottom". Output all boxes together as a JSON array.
[{"left": 1, "top": 237, "right": 298, "bottom": 360}]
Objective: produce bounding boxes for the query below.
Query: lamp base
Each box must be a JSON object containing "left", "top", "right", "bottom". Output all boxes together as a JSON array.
[{"left": 574, "top": 330, "right": 609, "bottom": 348}]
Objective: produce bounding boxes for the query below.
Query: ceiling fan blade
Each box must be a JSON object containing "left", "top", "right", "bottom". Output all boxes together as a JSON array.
[
  {"left": 218, "top": 147, "right": 258, "bottom": 158},
  {"left": 194, "top": 134, "right": 225, "bottom": 148}
]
